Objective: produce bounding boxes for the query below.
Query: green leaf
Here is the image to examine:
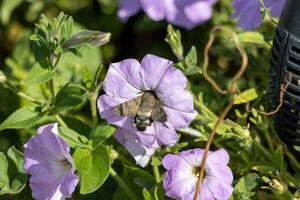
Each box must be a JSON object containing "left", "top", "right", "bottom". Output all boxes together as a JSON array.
[
  {"left": 232, "top": 173, "right": 260, "bottom": 200},
  {"left": 0, "top": 0, "right": 22, "bottom": 25},
  {"left": 54, "top": 84, "right": 87, "bottom": 113},
  {"left": 0, "top": 147, "right": 28, "bottom": 195},
  {"left": 0, "top": 153, "right": 9, "bottom": 189},
  {"left": 21, "top": 64, "right": 56, "bottom": 85},
  {"left": 233, "top": 88, "right": 258, "bottom": 105},
  {"left": 113, "top": 186, "right": 131, "bottom": 200},
  {"left": 7, "top": 147, "right": 25, "bottom": 174},
  {"left": 149, "top": 182, "right": 165, "bottom": 200},
  {"left": 238, "top": 32, "right": 266, "bottom": 45},
  {"left": 124, "top": 165, "right": 156, "bottom": 189},
  {"left": 185, "top": 46, "right": 198, "bottom": 68},
  {"left": 82, "top": 65, "right": 93, "bottom": 90},
  {"left": 143, "top": 188, "right": 152, "bottom": 200},
  {"left": 90, "top": 124, "right": 116, "bottom": 147},
  {"left": 0, "top": 106, "right": 45, "bottom": 131},
  {"left": 273, "top": 145, "right": 284, "bottom": 171},
  {"left": 58, "top": 126, "right": 89, "bottom": 148},
  {"left": 73, "top": 145, "right": 111, "bottom": 194}
]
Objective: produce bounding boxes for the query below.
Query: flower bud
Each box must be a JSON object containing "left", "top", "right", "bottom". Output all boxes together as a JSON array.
[
  {"left": 165, "top": 25, "right": 184, "bottom": 61},
  {"left": 62, "top": 30, "right": 111, "bottom": 50},
  {"left": 0, "top": 71, "right": 7, "bottom": 84},
  {"left": 270, "top": 179, "right": 286, "bottom": 194}
]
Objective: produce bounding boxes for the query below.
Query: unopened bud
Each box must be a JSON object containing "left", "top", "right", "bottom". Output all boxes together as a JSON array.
[
  {"left": 62, "top": 30, "right": 111, "bottom": 50},
  {"left": 0, "top": 71, "right": 7, "bottom": 84},
  {"left": 270, "top": 179, "right": 286, "bottom": 194},
  {"left": 165, "top": 25, "right": 184, "bottom": 61}
]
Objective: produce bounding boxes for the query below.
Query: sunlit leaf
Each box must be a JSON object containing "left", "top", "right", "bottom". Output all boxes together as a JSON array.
[
  {"left": 234, "top": 88, "right": 258, "bottom": 105},
  {"left": 73, "top": 145, "right": 111, "bottom": 194}
]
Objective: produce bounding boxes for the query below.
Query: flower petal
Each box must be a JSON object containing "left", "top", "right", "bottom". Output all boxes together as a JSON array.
[
  {"left": 118, "top": 0, "right": 142, "bottom": 20},
  {"left": 207, "top": 148, "right": 230, "bottom": 165},
  {"left": 141, "top": 0, "right": 168, "bottom": 21},
  {"left": 269, "top": 0, "right": 285, "bottom": 17},
  {"left": 157, "top": 89, "right": 197, "bottom": 129},
  {"left": 232, "top": 0, "right": 262, "bottom": 31},
  {"left": 30, "top": 175, "right": 63, "bottom": 200},
  {"left": 59, "top": 171, "right": 79, "bottom": 198},
  {"left": 103, "top": 61, "right": 142, "bottom": 98},
  {"left": 114, "top": 128, "right": 156, "bottom": 167},
  {"left": 154, "top": 123, "right": 179, "bottom": 146},
  {"left": 162, "top": 153, "right": 197, "bottom": 199},
  {"left": 206, "top": 176, "right": 234, "bottom": 200},
  {"left": 184, "top": 2, "right": 213, "bottom": 24},
  {"left": 164, "top": 106, "right": 197, "bottom": 129},
  {"left": 110, "top": 59, "right": 144, "bottom": 89},
  {"left": 206, "top": 164, "right": 233, "bottom": 184},
  {"left": 140, "top": 54, "right": 172, "bottom": 90},
  {"left": 155, "top": 64, "right": 187, "bottom": 96},
  {"left": 24, "top": 124, "right": 78, "bottom": 200}
]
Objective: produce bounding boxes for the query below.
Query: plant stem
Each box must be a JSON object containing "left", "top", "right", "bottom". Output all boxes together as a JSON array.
[
  {"left": 253, "top": 140, "right": 273, "bottom": 161},
  {"left": 4, "top": 81, "right": 40, "bottom": 105},
  {"left": 90, "top": 92, "right": 98, "bottom": 128},
  {"left": 48, "top": 54, "right": 62, "bottom": 104},
  {"left": 49, "top": 79, "right": 55, "bottom": 104},
  {"left": 54, "top": 114, "right": 68, "bottom": 127},
  {"left": 153, "top": 165, "right": 161, "bottom": 183},
  {"left": 110, "top": 168, "right": 136, "bottom": 200},
  {"left": 263, "top": 130, "right": 274, "bottom": 153}
]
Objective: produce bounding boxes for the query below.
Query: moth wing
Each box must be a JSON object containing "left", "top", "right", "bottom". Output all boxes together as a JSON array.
[
  {"left": 151, "top": 103, "right": 167, "bottom": 123},
  {"left": 114, "top": 96, "right": 142, "bottom": 117}
]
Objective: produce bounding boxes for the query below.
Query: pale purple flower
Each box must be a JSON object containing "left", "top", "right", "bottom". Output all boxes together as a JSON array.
[
  {"left": 232, "top": 0, "right": 285, "bottom": 31},
  {"left": 165, "top": 0, "right": 217, "bottom": 30},
  {"left": 97, "top": 54, "right": 197, "bottom": 149},
  {"left": 162, "top": 148, "right": 233, "bottom": 200},
  {"left": 24, "top": 123, "right": 79, "bottom": 200},
  {"left": 115, "top": 128, "right": 156, "bottom": 167},
  {"left": 118, "top": 0, "right": 217, "bottom": 29}
]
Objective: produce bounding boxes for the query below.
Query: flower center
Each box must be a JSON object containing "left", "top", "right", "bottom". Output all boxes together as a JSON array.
[{"left": 192, "top": 166, "right": 206, "bottom": 179}]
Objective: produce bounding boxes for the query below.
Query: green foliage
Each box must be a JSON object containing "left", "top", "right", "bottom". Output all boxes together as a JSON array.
[
  {"left": 73, "top": 145, "right": 111, "bottom": 194},
  {"left": 0, "top": 106, "right": 46, "bottom": 131},
  {"left": 90, "top": 124, "right": 116, "bottom": 147},
  {"left": 58, "top": 126, "right": 89, "bottom": 148},
  {"left": 21, "top": 64, "right": 56, "bottom": 85},
  {"left": 165, "top": 25, "right": 184, "bottom": 61},
  {"left": 0, "top": 0, "right": 22, "bottom": 25},
  {"left": 238, "top": 32, "right": 266, "bottom": 45},
  {"left": 233, "top": 88, "right": 258, "bottom": 105},
  {"left": 0, "top": 146, "right": 28, "bottom": 195},
  {"left": 231, "top": 173, "right": 260, "bottom": 200},
  {"left": 53, "top": 84, "right": 88, "bottom": 113},
  {"left": 0, "top": 1, "right": 300, "bottom": 200}
]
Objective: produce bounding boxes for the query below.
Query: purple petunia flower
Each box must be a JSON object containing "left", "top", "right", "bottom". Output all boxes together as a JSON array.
[
  {"left": 114, "top": 128, "right": 156, "bottom": 167},
  {"left": 232, "top": 0, "right": 285, "bottom": 31},
  {"left": 165, "top": 0, "right": 217, "bottom": 30},
  {"left": 24, "top": 123, "right": 79, "bottom": 200},
  {"left": 98, "top": 54, "right": 197, "bottom": 149},
  {"left": 118, "top": 0, "right": 217, "bottom": 29},
  {"left": 162, "top": 148, "right": 233, "bottom": 200}
]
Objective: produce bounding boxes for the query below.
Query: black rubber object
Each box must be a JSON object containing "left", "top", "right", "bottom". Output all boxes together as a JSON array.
[{"left": 269, "top": 0, "right": 300, "bottom": 155}]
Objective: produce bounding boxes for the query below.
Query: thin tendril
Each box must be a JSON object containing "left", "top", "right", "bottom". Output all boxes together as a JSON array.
[{"left": 194, "top": 25, "right": 248, "bottom": 200}]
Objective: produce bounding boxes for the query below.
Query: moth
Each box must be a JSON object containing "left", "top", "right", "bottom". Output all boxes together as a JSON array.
[{"left": 114, "top": 91, "right": 167, "bottom": 131}]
